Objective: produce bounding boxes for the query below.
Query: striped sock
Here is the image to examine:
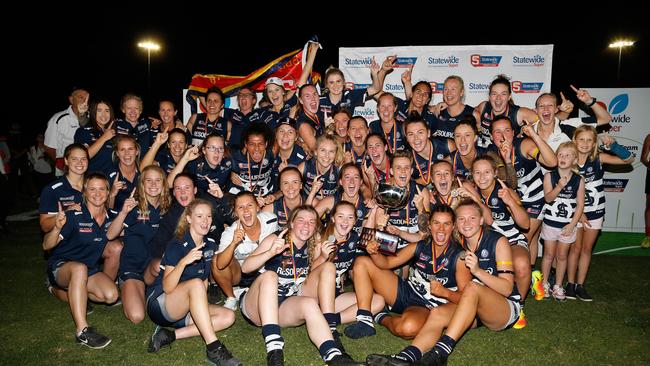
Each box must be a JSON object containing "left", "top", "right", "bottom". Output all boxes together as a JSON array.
[
  {"left": 262, "top": 324, "right": 284, "bottom": 353},
  {"left": 356, "top": 309, "right": 374, "bottom": 328},
  {"left": 318, "top": 340, "right": 342, "bottom": 362},
  {"left": 323, "top": 313, "right": 340, "bottom": 332},
  {"left": 434, "top": 335, "right": 457, "bottom": 357},
  {"left": 397, "top": 345, "right": 422, "bottom": 362}
]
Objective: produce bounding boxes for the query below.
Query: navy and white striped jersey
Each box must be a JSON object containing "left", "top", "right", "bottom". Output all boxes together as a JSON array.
[
  {"left": 229, "top": 149, "right": 275, "bottom": 196},
  {"left": 407, "top": 240, "right": 461, "bottom": 307},
  {"left": 479, "top": 185, "right": 527, "bottom": 245},
  {"left": 189, "top": 113, "right": 228, "bottom": 147},
  {"left": 470, "top": 229, "right": 521, "bottom": 302},
  {"left": 579, "top": 157, "right": 605, "bottom": 220},
  {"left": 478, "top": 103, "right": 520, "bottom": 147},
  {"left": 264, "top": 238, "right": 310, "bottom": 298},
  {"left": 512, "top": 138, "right": 544, "bottom": 204},
  {"left": 543, "top": 170, "right": 581, "bottom": 228}
]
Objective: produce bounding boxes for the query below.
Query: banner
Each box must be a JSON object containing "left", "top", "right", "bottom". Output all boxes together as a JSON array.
[
  {"left": 580, "top": 88, "right": 648, "bottom": 232},
  {"left": 339, "top": 45, "right": 553, "bottom": 119},
  {"left": 184, "top": 40, "right": 320, "bottom": 118}
]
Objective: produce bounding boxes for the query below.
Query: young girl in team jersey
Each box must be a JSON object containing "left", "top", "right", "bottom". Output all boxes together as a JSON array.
[
  {"left": 566, "top": 126, "right": 634, "bottom": 301},
  {"left": 540, "top": 141, "right": 585, "bottom": 301}
]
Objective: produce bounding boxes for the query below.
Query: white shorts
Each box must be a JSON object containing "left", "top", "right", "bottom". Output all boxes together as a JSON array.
[
  {"left": 577, "top": 217, "right": 603, "bottom": 230},
  {"left": 540, "top": 223, "right": 577, "bottom": 244}
]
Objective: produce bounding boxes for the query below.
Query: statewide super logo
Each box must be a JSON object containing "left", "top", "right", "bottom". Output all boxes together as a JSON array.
[
  {"left": 427, "top": 55, "right": 460, "bottom": 67},
  {"left": 607, "top": 94, "right": 631, "bottom": 133},
  {"left": 512, "top": 54, "right": 545, "bottom": 67},
  {"left": 470, "top": 54, "right": 502, "bottom": 67},
  {"left": 392, "top": 57, "right": 417, "bottom": 68},
  {"left": 429, "top": 82, "right": 444, "bottom": 94},
  {"left": 512, "top": 81, "right": 543, "bottom": 94},
  {"left": 345, "top": 82, "right": 371, "bottom": 90},
  {"left": 343, "top": 57, "right": 374, "bottom": 68},
  {"left": 603, "top": 178, "right": 629, "bottom": 192}
]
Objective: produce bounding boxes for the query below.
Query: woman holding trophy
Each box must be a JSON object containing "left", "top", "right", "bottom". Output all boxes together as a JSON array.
[{"left": 343, "top": 204, "right": 469, "bottom": 342}]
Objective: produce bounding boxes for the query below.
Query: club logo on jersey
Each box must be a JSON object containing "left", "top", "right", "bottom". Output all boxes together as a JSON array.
[{"left": 481, "top": 249, "right": 489, "bottom": 258}]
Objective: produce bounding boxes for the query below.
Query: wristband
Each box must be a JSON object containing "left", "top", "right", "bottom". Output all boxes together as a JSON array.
[{"left": 586, "top": 98, "right": 597, "bottom": 107}]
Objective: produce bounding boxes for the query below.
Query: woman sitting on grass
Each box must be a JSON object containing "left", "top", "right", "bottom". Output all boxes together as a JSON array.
[
  {"left": 413, "top": 200, "right": 521, "bottom": 366},
  {"left": 239, "top": 205, "right": 361, "bottom": 366},
  {"left": 145, "top": 199, "right": 241, "bottom": 366},
  {"left": 42, "top": 172, "right": 119, "bottom": 349}
]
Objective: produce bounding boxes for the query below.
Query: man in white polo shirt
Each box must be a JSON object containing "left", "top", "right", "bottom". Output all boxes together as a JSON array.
[{"left": 44, "top": 87, "right": 90, "bottom": 176}]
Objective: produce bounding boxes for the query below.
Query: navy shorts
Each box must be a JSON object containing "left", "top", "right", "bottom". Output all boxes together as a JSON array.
[
  {"left": 146, "top": 286, "right": 191, "bottom": 329},
  {"left": 47, "top": 260, "right": 100, "bottom": 290},
  {"left": 238, "top": 272, "right": 259, "bottom": 288},
  {"left": 389, "top": 277, "right": 430, "bottom": 314},
  {"left": 118, "top": 271, "right": 145, "bottom": 286}
]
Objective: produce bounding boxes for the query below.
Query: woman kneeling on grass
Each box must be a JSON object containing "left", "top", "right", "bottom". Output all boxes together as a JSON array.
[
  {"left": 145, "top": 199, "right": 241, "bottom": 366},
  {"left": 412, "top": 200, "right": 521, "bottom": 366},
  {"left": 42, "top": 172, "right": 119, "bottom": 349},
  {"left": 239, "top": 205, "right": 361, "bottom": 366}
]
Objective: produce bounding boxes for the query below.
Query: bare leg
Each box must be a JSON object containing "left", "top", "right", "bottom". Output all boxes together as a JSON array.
[
  {"left": 278, "top": 296, "right": 332, "bottom": 347},
  {"left": 241, "top": 271, "right": 279, "bottom": 326},
  {"left": 411, "top": 304, "right": 457, "bottom": 352},
  {"left": 300, "top": 262, "right": 336, "bottom": 313},
  {"left": 175, "top": 305, "right": 235, "bottom": 340},
  {"left": 56, "top": 262, "right": 89, "bottom": 333},
  {"left": 526, "top": 218, "right": 542, "bottom": 265},
  {"left": 577, "top": 228, "right": 600, "bottom": 284},
  {"left": 512, "top": 245, "right": 531, "bottom": 299},
  {"left": 381, "top": 306, "right": 430, "bottom": 339},
  {"left": 541, "top": 240, "right": 558, "bottom": 287},
  {"left": 352, "top": 256, "right": 399, "bottom": 310},
  {"left": 335, "top": 292, "right": 385, "bottom": 324},
  {"left": 144, "top": 258, "right": 160, "bottom": 285},
  {"left": 120, "top": 279, "right": 146, "bottom": 324},
  {"left": 555, "top": 243, "right": 571, "bottom": 286},
  {"left": 102, "top": 240, "right": 123, "bottom": 281},
  {"left": 213, "top": 260, "right": 242, "bottom": 298},
  {"left": 163, "top": 278, "right": 217, "bottom": 344},
  {"left": 567, "top": 229, "right": 583, "bottom": 283},
  {"left": 445, "top": 282, "right": 512, "bottom": 340}
]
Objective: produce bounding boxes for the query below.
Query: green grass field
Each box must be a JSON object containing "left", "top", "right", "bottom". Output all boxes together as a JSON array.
[{"left": 1, "top": 215, "right": 649, "bottom": 365}]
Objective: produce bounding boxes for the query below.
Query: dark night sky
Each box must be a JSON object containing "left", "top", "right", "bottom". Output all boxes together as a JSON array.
[{"left": 8, "top": 7, "right": 648, "bottom": 139}]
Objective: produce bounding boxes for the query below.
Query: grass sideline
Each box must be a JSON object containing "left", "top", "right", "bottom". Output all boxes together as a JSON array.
[{"left": 0, "top": 219, "right": 649, "bottom": 365}]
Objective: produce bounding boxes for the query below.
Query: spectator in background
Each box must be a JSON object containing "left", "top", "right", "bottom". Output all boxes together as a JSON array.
[
  {"left": 643, "top": 134, "right": 650, "bottom": 248},
  {"left": 0, "top": 127, "right": 9, "bottom": 232},
  {"left": 28, "top": 133, "right": 54, "bottom": 197},
  {"left": 44, "top": 87, "right": 90, "bottom": 176}
]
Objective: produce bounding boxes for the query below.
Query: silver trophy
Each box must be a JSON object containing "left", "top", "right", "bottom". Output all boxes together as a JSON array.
[
  {"left": 374, "top": 183, "right": 409, "bottom": 210},
  {"left": 360, "top": 183, "right": 409, "bottom": 255}
]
